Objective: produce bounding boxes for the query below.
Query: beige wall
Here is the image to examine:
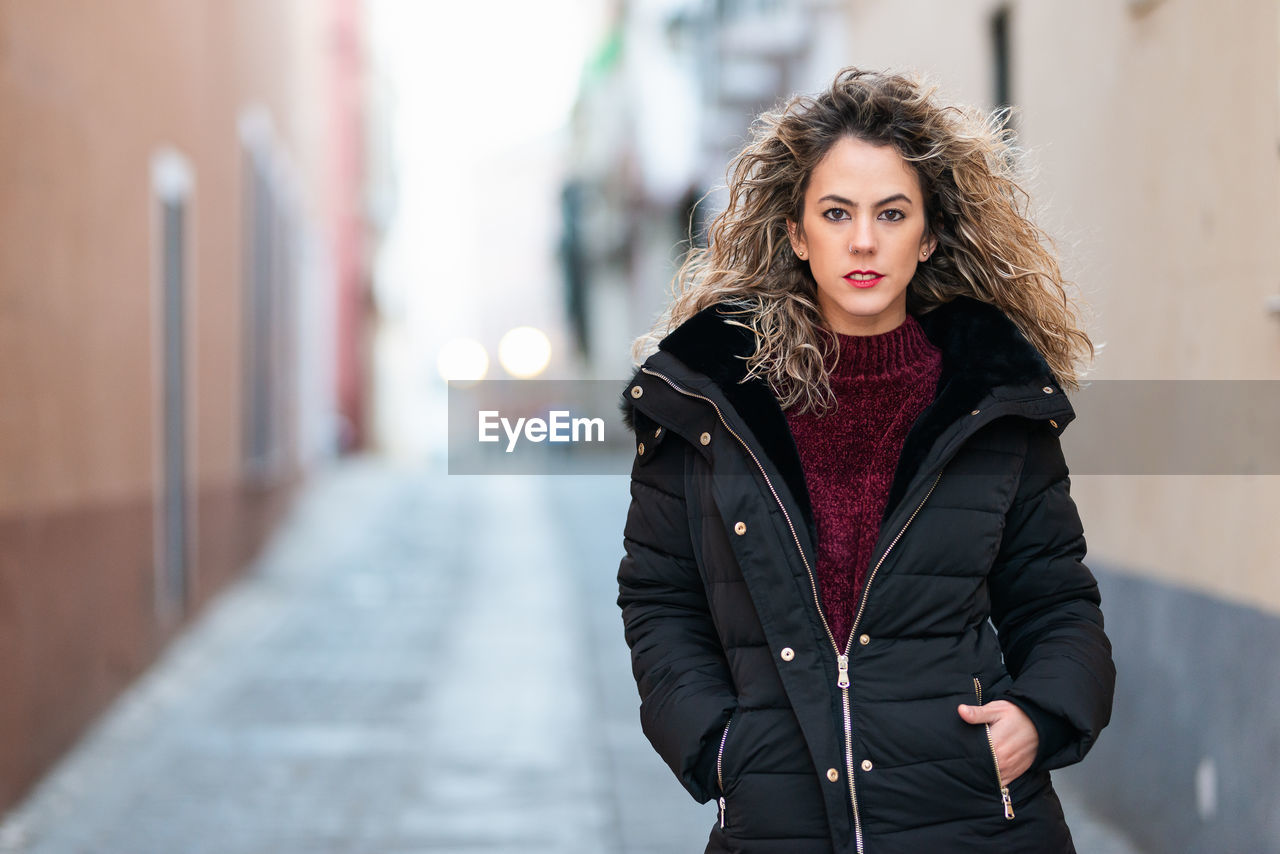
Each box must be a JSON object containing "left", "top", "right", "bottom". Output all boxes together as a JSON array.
[
  {"left": 843, "top": 0, "right": 1280, "bottom": 613},
  {"left": 0, "top": 0, "right": 335, "bottom": 513}
]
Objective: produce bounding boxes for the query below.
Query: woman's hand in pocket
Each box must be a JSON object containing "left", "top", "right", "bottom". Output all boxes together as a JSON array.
[{"left": 957, "top": 700, "right": 1038, "bottom": 785}]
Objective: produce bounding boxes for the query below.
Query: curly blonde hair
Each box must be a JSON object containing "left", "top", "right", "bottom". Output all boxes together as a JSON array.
[{"left": 630, "top": 66, "right": 1094, "bottom": 414}]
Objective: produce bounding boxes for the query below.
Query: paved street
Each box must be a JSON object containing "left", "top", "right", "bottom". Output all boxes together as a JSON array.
[{"left": 0, "top": 458, "right": 1143, "bottom": 853}]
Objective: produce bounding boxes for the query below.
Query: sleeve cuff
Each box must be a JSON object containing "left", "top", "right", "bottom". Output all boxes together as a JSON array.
[{"left": 1007, "top": 697, "right": 1076, "bottom": 768}]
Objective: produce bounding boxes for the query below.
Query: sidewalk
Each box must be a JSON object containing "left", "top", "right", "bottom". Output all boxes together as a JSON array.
[{"left": 0, "top": 459, "right": 1144, "bottom": 853}]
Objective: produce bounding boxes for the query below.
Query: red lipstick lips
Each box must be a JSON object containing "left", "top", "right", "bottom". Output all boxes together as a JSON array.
[{"left": 844, "top": 269, "right": 884, "bottom": 289}]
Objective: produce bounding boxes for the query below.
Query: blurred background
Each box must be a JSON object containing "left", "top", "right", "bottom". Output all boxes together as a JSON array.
[{"left": 1, "top": 1, "right": 1278, "bottom": 852}]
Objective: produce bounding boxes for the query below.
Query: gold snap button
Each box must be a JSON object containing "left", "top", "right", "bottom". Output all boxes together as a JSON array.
[
  {"left": 826, "top": 768, "right": 840, "bottom": 782},
  {"left": 858, "top": 634, "right": 870, "bottom": 646},
  {"left": 654, "top": 426, "right": 662, "bottom": 437},
  {"left": 700, "top": 432, "right": 711, "bottom": 445},
  {"left": 1048, "top": 419, "right": 1058, "bottom": 428},
  {"left": 631, "top": 385, "right": 643, "bottom": 398},
  {"left": 637, "top": 443, "right": 645, "bottom": 455},
  {"left": 734, "top": 521, "right": 747, "bottom": 536},
  {"left": 861, "top": 759, "right": 873, "bottom": 772},
  {"left": 1042, "top": 386, "right": 1054, "bottom": 394},
  {"left": 971, "top": 409, "right": 980, "bottom": 416},
  {"left": 780, "top": 647, "right": 795, "bottom": 662}
]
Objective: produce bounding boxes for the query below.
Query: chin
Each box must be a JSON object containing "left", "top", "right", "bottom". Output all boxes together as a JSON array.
[{"left": 819, "top": 286, "right": 909, "bottom": 333}]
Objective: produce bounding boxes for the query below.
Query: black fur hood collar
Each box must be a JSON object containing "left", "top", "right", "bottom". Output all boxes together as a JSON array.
[{"left": 621, "top": 295, "right": 1074, "bottom": 533}]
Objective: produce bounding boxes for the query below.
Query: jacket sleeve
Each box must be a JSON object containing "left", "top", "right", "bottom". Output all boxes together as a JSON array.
[
  {"left": 988, "top": 420, "right": 1116, "bottom": 772},
  {"left": 616, "top": 407, "right": 736, "bottom": 804}
]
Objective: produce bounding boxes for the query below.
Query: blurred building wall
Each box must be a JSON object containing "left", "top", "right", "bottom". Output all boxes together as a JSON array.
[
  {"left": 843, "top": 1, "right": 1280, "bottom": 851},
  {"left": 0, "top": 0, "right": 371, "bottom": 813},
  {"left": 327, "top": 0, "right": 379, "bottom": 453}
]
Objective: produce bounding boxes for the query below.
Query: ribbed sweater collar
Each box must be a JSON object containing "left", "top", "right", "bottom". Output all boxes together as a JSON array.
[{"left": 825, "top": 313, "right": 937, "bottom": 379}]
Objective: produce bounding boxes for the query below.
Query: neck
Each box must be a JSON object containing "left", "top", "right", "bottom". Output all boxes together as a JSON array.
[{"left": 825, "top": 306, "right": 908, "bottom": 337}]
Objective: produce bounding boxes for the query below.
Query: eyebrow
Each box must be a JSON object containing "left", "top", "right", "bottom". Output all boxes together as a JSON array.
[{"left": 817, "top": 193, "right": 914, "bottom": 208}]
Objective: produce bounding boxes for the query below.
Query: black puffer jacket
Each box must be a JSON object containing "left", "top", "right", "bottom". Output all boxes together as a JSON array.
[{"left": 616, "top": 296, "right": 1115, "bottom": 854}]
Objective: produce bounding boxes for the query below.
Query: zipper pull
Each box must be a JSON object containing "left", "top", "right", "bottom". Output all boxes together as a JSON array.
[
  {"left": 837, "top": 655, "right": 850, "bottom": 688},
  {"left": 719, "top": 796, "right": 726, "bottom": 828},
  {"left": 1001, "top": 786, "right": 1015, "bottom": 819}
]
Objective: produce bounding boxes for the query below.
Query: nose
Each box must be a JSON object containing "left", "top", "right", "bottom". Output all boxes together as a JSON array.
[{"left": 848, "top": 215, "right": 876, "bottom": 255}]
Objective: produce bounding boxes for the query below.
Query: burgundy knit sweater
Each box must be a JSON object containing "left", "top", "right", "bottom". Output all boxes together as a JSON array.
[{"left": 785, "top": 314, "right": 943, "bottom": 646}]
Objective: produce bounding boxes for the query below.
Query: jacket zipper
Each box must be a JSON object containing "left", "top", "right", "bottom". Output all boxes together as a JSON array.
[
  {"left": 973, "top": 676, "right": 1015, "bottom": 820},
  {"left": 717, "top": 714, "right": 733, "bottom": 828},
  {"left": 843, "top": 471, "right": 942, "bottom": 853},
  {"left": 639, "top": 366, "right": 944, "bottom": 853}
]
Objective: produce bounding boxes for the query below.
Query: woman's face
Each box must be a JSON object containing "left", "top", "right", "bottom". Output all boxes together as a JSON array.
[{"left": 787, "top": 136, "right": 936, "bottom": 336}]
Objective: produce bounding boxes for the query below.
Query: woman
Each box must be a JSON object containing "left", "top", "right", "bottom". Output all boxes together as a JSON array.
[{"left": 616, "top": 67, "right": 1115, "bottom": 854}]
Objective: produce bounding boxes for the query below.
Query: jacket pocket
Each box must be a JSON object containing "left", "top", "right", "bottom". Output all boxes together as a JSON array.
[
  {"left": 716, "top": 711, "right": 736, "bottom": 828},
  {"left": 972, "top": 676, "right": 1015, "bottom": 820}
]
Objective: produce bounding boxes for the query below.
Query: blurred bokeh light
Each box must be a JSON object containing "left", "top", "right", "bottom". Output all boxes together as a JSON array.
[{"left": 498, "top": 326, "right": 553, "bottom": 378}]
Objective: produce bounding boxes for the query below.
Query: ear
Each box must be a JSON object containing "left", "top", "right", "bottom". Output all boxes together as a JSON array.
[
  {"left": 919, "top": 230, "right": 938, "bottom": 262},
  {"left": 787, "top": 219, "right": 808, "bottom": 259}
]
